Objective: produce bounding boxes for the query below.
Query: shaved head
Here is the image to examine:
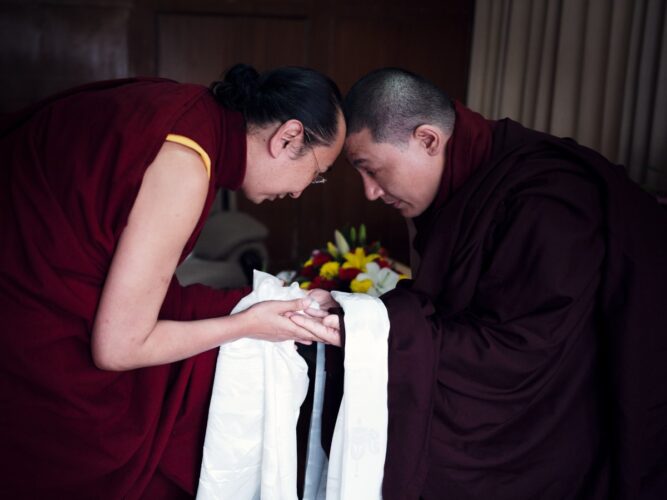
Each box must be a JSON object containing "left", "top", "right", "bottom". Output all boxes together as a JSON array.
[{"left": 343, "top": 68, "right": 455, "bottom": 146}]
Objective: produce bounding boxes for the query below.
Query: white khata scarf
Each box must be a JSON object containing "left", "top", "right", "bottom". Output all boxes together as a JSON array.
[{"left": 197, "top": 271, "right": 389, "bottom": 500}]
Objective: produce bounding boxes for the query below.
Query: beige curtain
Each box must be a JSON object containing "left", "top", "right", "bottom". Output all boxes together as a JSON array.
[{"left": 467, "top": 0, "right": 667, "bottom": 191}]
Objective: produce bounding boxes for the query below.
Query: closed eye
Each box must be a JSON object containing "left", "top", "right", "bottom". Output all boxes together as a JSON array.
[
  {"left": 356, "top": 165, "right": 376, "bottom": 178},
  {"left": 350, "top": 159, "right": 373, "bottom": 176}
]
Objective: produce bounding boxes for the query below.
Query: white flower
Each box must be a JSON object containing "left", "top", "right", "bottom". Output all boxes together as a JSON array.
[
  {"left": 334, "top": 229, "right": 350, "bottom": 255},
  {"left": 356, "top": 262, "right": 401, "bottom": 297}
]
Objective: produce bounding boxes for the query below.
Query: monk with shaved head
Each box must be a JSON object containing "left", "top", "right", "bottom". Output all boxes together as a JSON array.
[{"left": 294, "top": 68, "right": 667, "bottom": 500}]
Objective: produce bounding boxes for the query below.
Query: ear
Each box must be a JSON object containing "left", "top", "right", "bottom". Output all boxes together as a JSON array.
[
  {"left": 413, "top": 124, "right": 448, "bottom": 157},
  {"left": 268, "top": 119, "right": 305, "bottom": 158}
]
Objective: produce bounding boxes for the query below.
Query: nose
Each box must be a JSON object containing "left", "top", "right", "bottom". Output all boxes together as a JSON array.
[
  {"left": 289, "top": 190, "right": 303, "bottom": 199},
  {"left": 362, "top": 176, "right": 384, "bottom": 201}
]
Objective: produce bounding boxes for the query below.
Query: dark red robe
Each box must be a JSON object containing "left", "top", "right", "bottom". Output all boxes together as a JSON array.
[
  {"left": 0, "top": 79, "right": 250, "bottom": 498},
  {"left": 378, "top": 103, "right": 667, "bottom": 499}
]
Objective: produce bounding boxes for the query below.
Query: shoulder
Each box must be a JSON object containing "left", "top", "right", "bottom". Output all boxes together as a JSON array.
[
  {"left": 141, "top": 141, "right": 210, "bottom": 208},
  {"left": 488, "top": 157, "right": 604, "bottom": 244}
]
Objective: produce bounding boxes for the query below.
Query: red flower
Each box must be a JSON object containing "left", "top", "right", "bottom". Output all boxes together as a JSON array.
[
  {"left": 300, "top": 265, "right": 317, "bottom": 279},
  {"left": 311, "top": 275, "right": 338, "bottom": 291},
  {"left": 338, "top": 267, "right": 361, "bottom": 281},
  {"left": 311, "top": 251, "right": 333, "bottom": 267},
  {"left": 377, "top": 258, "right": 391, "bottom": 269}
]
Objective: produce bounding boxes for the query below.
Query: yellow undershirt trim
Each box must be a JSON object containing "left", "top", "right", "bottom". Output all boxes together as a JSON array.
[{"left": 165, "top": 134, "right": 212, "bottom": 179}]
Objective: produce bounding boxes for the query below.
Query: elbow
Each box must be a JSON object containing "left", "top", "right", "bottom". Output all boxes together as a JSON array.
[
  {"left": 91, "top": 332, "right": 136, "bottom": 372},
  {"left": 92, "top": 352, "right": 127, "bottom": 372},
  {"left": 92, "top": 348, "right": 131, "bottom": 372}
]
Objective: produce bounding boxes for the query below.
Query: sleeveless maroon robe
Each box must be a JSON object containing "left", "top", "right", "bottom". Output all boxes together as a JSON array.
[{"left": 0, "top": 79, "right": 249, "bottom": 498}]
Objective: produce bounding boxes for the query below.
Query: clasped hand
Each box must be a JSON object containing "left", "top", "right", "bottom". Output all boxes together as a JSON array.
[
  {"left": 288, "top": 289, "right": 342, "bottom": 347},
  {"left": 240, "top": 289, "right": 341, "bottom": 347}
]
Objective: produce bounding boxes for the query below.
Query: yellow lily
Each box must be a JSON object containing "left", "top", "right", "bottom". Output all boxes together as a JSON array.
[{"left": 342, "top": 247, "right": 380, "bottom": 271}]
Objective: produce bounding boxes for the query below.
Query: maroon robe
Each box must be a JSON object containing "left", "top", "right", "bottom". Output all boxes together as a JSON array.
[
  {"left": 0, "top": 79, "right": 250, "bottom": 498},
  {"left": 378, "top": 103, "right": 667, "bottom": 499}
]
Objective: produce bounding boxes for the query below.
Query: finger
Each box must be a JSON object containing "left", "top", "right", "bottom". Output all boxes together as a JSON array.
[
  {"left": 312, "top": 326, "right": 341, "bottom": 346},
  {"left": 315, "top": 315, "right": 342, "bottom": 345},
  {"left": 282, "top": 307, "right": 325, "bottom": 321},
  {"left": 322, "top": 314, "right": 341, "bottom": 329},
  {"left": 303, "top": 307, "right": 328, "bottom": 318},
  {"left": 307, "top": 289, "right": 336, "bottom": 306},
  {"left": 290, "top": 314, "right": 341, "bottom": 346},
  {"left": 271, "top": 297, "right": 313, "bottom": 314},
  {"left": 279, "top": 316, "right": 318, "bottom": 343}
]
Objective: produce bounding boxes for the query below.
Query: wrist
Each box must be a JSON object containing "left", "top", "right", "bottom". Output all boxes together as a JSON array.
[{"left": 217, "top": 311, "right": 250, "bottom": 344}]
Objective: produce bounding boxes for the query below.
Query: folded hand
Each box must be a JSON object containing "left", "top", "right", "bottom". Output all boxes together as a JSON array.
[
  {"left": 302, "top": 288, "right": 339, "bottom": 317},
  {"left": 241, "top": 298, "right": 318, "bottom": 345},
  {"left": 290, "top": 313, "right": 341, "bottom": 347}
]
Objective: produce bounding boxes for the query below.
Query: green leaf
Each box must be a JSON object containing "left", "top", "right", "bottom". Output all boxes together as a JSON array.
[{"left": 359, "top": 224, "right": 367, "bottom": 245}]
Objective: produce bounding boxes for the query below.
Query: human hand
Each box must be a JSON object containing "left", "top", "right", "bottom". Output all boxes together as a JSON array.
[
  {"left": 304, "top": 288, "right": 339, "bottom": 317},
  {"left": 289, "top": 313, "right": 341, "bottom": 347},
  {"left": 241, "top": 298, "right": 318, "bottom": 345}
]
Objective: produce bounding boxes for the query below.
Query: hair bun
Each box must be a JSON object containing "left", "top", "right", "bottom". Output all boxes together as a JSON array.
[{"left": 211, "top": 64, "right": 260, "bottom": 111}]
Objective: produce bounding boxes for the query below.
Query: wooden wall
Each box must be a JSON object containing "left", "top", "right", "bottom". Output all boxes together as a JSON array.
[{"left": 0, "top": 0, "right": 475, "bottom": 272}]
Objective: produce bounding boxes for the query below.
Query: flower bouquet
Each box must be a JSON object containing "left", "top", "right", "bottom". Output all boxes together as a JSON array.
[{"left": 293, "top": 224, "right": 408, "bottom": 297}]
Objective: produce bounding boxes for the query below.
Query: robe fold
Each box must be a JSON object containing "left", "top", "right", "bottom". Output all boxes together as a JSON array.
[
  {"left": 379, "top": 104, "right": 667, "bottom": 499},
  {"left": 0, "top": 79, "right": 250, "bottom": 498}
]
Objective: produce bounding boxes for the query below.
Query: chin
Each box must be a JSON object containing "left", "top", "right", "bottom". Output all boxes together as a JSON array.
[
  {"left": 399, "top": 208, "right": 414, "bottom": 218},
  {"left": 400, "top": 205, "right": 422, "bottom": 218},
  {"left": 244, "top": 192, "right": 264, "bottom": 204}
]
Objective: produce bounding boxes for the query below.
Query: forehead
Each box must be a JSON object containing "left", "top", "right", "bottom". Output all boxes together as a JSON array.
[
  {"left": 306, "top": 120, "right": 344, "bottom": 177},
  {"left": 345, "top": 128, "right": 406, "bottom": 168},
  {"left": 344, "top": 128, "right": 376, "bottom": 158},
  {"left": 318, "top": 111, "right": 347, "bottom": 164}
]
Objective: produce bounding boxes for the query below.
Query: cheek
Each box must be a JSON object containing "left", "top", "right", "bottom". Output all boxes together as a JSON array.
[
  {"left": 291, "top": 165, "right": 315, "bottom": 190},
  {"left": 382, "top": 170, "right": 406, "bottom": 197},
  {"left": 243, "top": 168, "right": 272, "bottom": 198}
]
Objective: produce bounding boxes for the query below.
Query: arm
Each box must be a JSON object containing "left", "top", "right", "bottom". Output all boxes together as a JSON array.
[
  {"left": 92, "top": 142, "right": 316, "bottom": 371},
  {"left": 388, "top": 179, "right": 605, "bottom": 416}
]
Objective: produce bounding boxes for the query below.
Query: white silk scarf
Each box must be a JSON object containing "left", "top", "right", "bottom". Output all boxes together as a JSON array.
[{"left": 197, "top": 271, "right": 388, "bottom": 500}]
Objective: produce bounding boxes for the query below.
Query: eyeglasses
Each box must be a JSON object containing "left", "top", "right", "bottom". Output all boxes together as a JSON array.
[
  {"left": 306, "top": 129, "right": 327, "bottom": 185},
  {"left": 311, "top": 172, "right": 327, "bottom": 185}
]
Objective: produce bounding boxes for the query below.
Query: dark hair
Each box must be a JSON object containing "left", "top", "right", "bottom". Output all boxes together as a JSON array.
[
  {"left": 211, "top": 63, "right": 342, "bottom": 147},
  {"left": 344, "top": 67, "right": 455, "bottom": 145}
]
